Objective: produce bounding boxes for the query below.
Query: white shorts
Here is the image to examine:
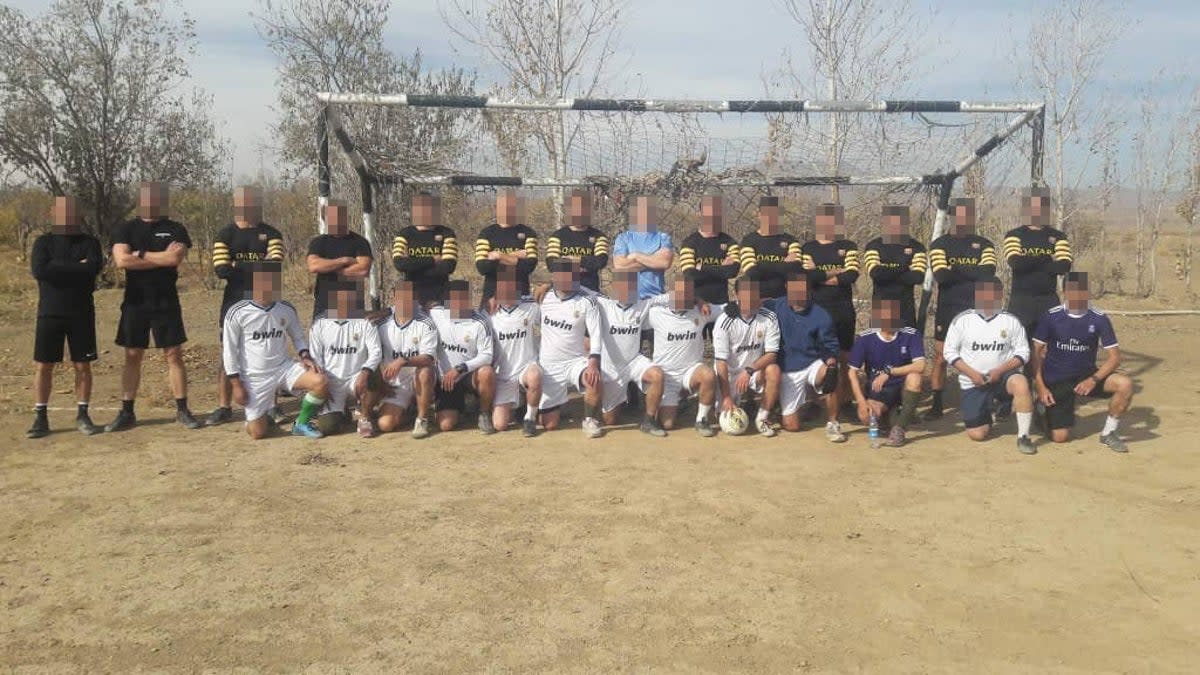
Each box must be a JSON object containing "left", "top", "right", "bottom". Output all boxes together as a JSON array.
[
  {"left": 725, "top": 369, "right": 765, "bottom": 400},
  {"left": 495, "top": 362, "right": 538, "bottom": 408},
  {"left": 243, "top": 362, "right": 307, "bottom": 422},
  {"left": 780, "top": 359, "right": 825, "bottom": 417},
  {"left": 601, "top": 354, "right": 655, "bottom": 413},
  {"left": 539, "top": 356, "right": 592, "bottom": 410},
  {"left": 321, "top": 374, "right": 358, "bottom": 416},
  {"left": 662, "top": 362, "right": 705, "bottom": 407},
  {"left": 381, "top": 368, "right": 416, "bottom": 410}
]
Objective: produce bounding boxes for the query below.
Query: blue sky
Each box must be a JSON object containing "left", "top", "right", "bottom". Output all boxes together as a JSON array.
[{"left": 8, "top": 0, "right": 1197, "bottom": 181}]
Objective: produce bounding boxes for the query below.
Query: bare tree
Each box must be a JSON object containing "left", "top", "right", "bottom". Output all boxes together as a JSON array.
[
  {"left": 1176, "top": 95, "right": 1200, "bottom": 288},
  {"left": 0, "top": 0, "right": 226, "bottom": 240},
  {"left": 1131, "top": 83, "right": 1186, "bottom": 298},
  {"left": 769, "top": 0, "right": 925, "bottom": 202},
  {"left": 1018, "top": 0, "right": 1123, "bottom": 230}
]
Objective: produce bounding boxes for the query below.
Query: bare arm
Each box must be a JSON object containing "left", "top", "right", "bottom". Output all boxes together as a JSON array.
[
  {"left": 638, "top": 247, "right": 674, "bottom": 271},
  {"left": 341, "top": 255, "right": 373, "bottom": 279},
  {"left": 306, "top": 254, "right": 351, "bottom": 274},
  {"left": 113, "top": 243, "right": 172, "bottom": 270},
  {"left": 612, "top": 254, "right": 644, "bottom": 271}
]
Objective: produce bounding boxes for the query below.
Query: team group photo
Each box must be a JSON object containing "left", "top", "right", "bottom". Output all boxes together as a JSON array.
[{"left": 2, "top": 0, "right": 1197, "bottom": 671}]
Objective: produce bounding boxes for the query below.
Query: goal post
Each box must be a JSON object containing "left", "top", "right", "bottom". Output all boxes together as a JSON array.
[{"left": 315, "top": 92, "right": 1044, "bottom": 325}]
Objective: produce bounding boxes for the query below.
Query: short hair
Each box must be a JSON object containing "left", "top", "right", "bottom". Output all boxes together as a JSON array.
[
  {"left": 393, "top": 280, "right": 415, "bottom": 294},
  {"left": 816, "top": 202, "right": 842, "bottom": 217},
  {"left": 549, "top": 259, "right": 576, "bottom": 273},
  {"left": 612, "top": 269, "right": 638, "bottom": 284},
  {"left": 952, "top": 197, "right": 975, "bottom": 209},
  {"left": 976, "top": 276, "right": 1003, "bottom": 292},
  {"left": 446, "top": 279, "right": 470, "bottom": 293},
  {"left": 786, "top": 271, "right": 809, "bottom": 284},
  {"left": 1065, "top": 271, "right": 1089, "bottom": 288},
  {"left": 734, "top": 276, "right": 760, "bottom": 292},
  {"left": 244, "top": 260, "right": 282, "bottom": 275},
  {"left": 759, "top": 195, "right": 779, "bottom": 208},
  {"left": 883, "top": 204, "right": 908, "bottom": 217},
  {"left": 325, "top": 278, "right": 361, "bottom": 294},
  {"left": 413, "top": 191, "right": 437, "bottom": 203}
]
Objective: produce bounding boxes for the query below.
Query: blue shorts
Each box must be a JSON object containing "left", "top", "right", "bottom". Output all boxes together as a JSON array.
[
  {"left": 867, "top": 382, "right": 904, "bottom": 411},
  {"left": 960, "top": 370, "right": 1020, "bottom": 429}
]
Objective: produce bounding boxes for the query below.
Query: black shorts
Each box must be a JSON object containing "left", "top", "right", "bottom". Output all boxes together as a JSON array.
[
  {"left": 818, "top": 301, "right": 857, "bottom": 352},
  {"left": 1007, "top": 293, "right": 1060, "bottom": 335},
  {"left": 960, "top": 370, "right": 1021, "bottom": 428},
  {"left": 115, "top": 305, "right": 187, "bottom": 349},
  {"left": 934, "top": 302, "right": 971, "bottom": 342},
  {"left": 867, "top": 382, "right": 904, "bottom": 410},
  {"left": 436, "top": 375, "right": 478, "bottom": 412},
  {"left": 34, "top": 314, "right": 98, "bottom": 363},
  {"left": 1044, "top": 372, "right": 1112, "bottom": 430}
]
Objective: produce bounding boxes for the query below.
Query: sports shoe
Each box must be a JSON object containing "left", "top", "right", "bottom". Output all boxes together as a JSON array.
[
  {"left": 26, "top": 416, "right": 49, "bottom": 439},
  {"left": 824, "top": 420, "right": 847, "bottom": 443},
  {"left": 104, "top": 410, "right": 136, "bottom": 433},
  {"left": 582, "top": 417, "right": 604, "bottom": 438},
  {"left": 640, "top": 417, "right": 667, "bottom": 437},
  {"left": 206, "top": 406, "right": 233, "bottom": 426},
  {"left": 478, "top": 413, "right": 497, "bottom": 435},
  {"left": 357, "top": 416, "right": 377, "bottom": 438},
  {"left": 1100, "top": 432, "right": 1129, "bottom": 453},
  {"left": 695, "top": 418, "right": 716, "bottom": 438},
  {"left": 1016, "top": 435, "right": 1037, "bottom": 455},
  {"left": 885, "top": 425, "right": 907, "bottom": 447},
  {"left": 922, "top": 405, "right": 943, "bottom": 421},
  {"left": 291, "top": 422, "right": 325, "bottom": 439},
  {"left": 522, "top": 419, "right": 538, "bottom": 437},
  {"left": 268, "top": 406, "right": 292, "bottom": 426},
  {"left": 76, "top": 414, "right": 101, "bottom": 436},
  {"left": 412, "top": 417, "right": 431, "bottom": 439},
  {"left": 756, "top": 417, "right": 777, "bottom": 437},
  {"left": 177, "top": 409, "right": 203, "bottom": 430}
]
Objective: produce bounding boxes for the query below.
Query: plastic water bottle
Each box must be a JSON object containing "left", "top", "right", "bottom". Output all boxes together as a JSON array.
[{"left": 868, "top": 412, "right": 881, "bottom": 449}]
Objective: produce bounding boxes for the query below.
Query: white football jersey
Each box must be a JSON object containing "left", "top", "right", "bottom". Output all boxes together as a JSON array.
[
  {"left": 429, "top": 306, "right": 494, "bottom": 374},
  {"left": 585, "top": 291, "right": 666, "bottom": 377},
  {"left": 308, "top": 316, "right": 382, "bottom": 380},
  {"left": 538, "top": 289, "right": 602, "bottom": 364},
  {"left": 222, "top": 300, "right": 308, "bottom": 377},
  {"left": 645, "top": 305, "right": 706, "bottom": 374},
  {"left": 490, "top": 301, "right": 540, "bottom": 380},
  {"left": 376, "top": 311, "right": 439, "bottom": 363},
  {"left": 942, "top": 309, "right": 1030, "bottom": 389},
  {"left": 713, "top": 308, "right": 781, "bottom": 371}
]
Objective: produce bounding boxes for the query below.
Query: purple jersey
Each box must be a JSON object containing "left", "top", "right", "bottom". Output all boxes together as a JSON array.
[
  {"left": 848, "top": 327, "right": 925, "bottom": 387},
  {"left": 1032, "top": 306, "right": 1118, "bottom": 384}
]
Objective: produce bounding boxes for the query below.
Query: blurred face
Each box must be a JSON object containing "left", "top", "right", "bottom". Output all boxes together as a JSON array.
[
  {"left": 496, "top": 273, "right": 518, "bottom": 307},
  {"left": 759, "top": 205, "right": 779, "bottom": 234},
  {"left": 497, "top": 190, "right": 519, "bottom": 225},
  {"left": 448, "top": 287, "right": 472, "bottom": 317},
  {"left": 568, "top": 191, "right": 590, "bottom": 228},
  {"left": 671, "top": 278, "right": 694, "bottom": 311},
  {"left": 953, "top": 202, "right": 976, "bottom": 235},
  {"left": 736, "top": 281, "right": 761, "bottom": 315},
  {"left": 882, "top": 207, "right": 908, "bottom": 242},
  {"left": 331, "top": 287, "right": 362, "bottom": 318},
  {"left": 1022, "top": 193, "right": 1050, "bottom": 227},
  {"left": 1065, "top": 279, "right": 1090, "bottom": 312},
  {"left": 252, "top": 270, "right": 281, "bottom": 304},
  {"left": 974, "top": 282, "right": 1001, "bottom": 314},
  {"left": 393, "top": 283, "right": 416, "bottom": 317},
  {"left": 814, "top": 209, "right": 838, "bottom": 240},
  {"left": 325, "top": 204, "right": 349, "bottom": 236},
  {"left": 632, "top": 196, "right": 657, "bottom": 232},
  {"left": 700, "top": 196, "right": 723, "bottom": 235},
  {"left": 139, "top": 182, "right": 168, "bottom": 220},
  {"left": 234, "top": 186, "right": 263, "bottom": 224},
  {"left": 552, "top": 265, "right": 578, "bottom": 294},
  {"left": 413, "top": 195, "right": 439, "bottom": 228},
  {"left": 612, "top": 272, "right": 637, "bottom": 304},
  {"left": 52, "top": 196, "right": 80, "bottom": 235},
  {"left": 873, "top": 300, "right": 901, "bottom": 332},
  {"left": 786, "top": 276, "right": 809, "bottom": 307}
]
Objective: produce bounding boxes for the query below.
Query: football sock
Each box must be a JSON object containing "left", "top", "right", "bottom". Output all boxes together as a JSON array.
[
  {"left": 34, "top": 403, "right": 48, "bottom": 420},
  {"left": 1102, "top": 415, "right": 1120, "bottom": 435},
  {"left": 929, "top": 389, "right": 943, "bottom": 410},
  {"left": 756, "top": 408, "right": 769, "bottom": 423},
  {"left": 121, "top": 399, "right": 134, "bottom": 414},
  {"left": 175, "top": 397, "right": 188, "bottom": 413},
  {"left": 1016, "top": 411, "right": 1032, "bottom": 437},
  {"left": 583, "top": 402, "right": 598, "bottom": 420},
  {"left": 77, "top": 402, "right": 88, "bottom": 417},
  {"left": 898, "top": 390, "right": 920, "bottom": 429},
  {"left": 697, "top": 403, "right": 712, "bottom": 423},
  {"left": 524, "top": 404, "right": 537, "bottom": 422},
  {"left": 297, "top": 393, "right": 325, "bottom": 425}
]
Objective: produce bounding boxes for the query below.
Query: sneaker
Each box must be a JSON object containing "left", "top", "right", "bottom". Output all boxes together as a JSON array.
[
  {"left": 923, "top": 405, "right": 943, "bottom": 421},
  {"left": 268, "top": 406, "right": 292, "bottom": 426},
  {"left": 291, "top": 422, "right": 325, "bottom": 439},
  {"left": 104, "top": 410, "right": 136, "bottom": 433},
  {"left": 206, "top": 406, "right": 233, "bottom": 426},
  {"left": 177, "top": 409, "right": 203, "bottom": 430},
  {"left": 640, "top": 417, "right": 667, "bottom": 437},
  {"left": 885, "top": 425, "right": 907, "bottom": 447},
  {"left": 756, "top": 417, "right": 777, "bottom": 437},
  {"left": 582, "top": 417, "right": 604, "bottom": 438},
  {"left": 1017, "top": 435, "right": 1037, "bottom": 455},
  {"left": 76, "top": 414, "right": 101, "bottom": 436},
  {"left": 357, "top": 416, "right": 377, "bottom": 439},
  {"left": 1100, "top": 432, "right": 1129, "bottom": 453},
  {"left": 695, "top": 418, "right": 716, "bottom": 438},
  {"left": 522, "top": 419, "right": 539, "bottom": 437},
  {"left": 824, "top": 421, "right": 847, "bottom": 443},
  {"left": 412, "top": 417, "right": 431, "bottom": 439},
  {"left": 26, "top": 416, "right": 49, "bottom": 439},
  {"left": 478, "top": 413, "right": 497, "bottom": 435}
]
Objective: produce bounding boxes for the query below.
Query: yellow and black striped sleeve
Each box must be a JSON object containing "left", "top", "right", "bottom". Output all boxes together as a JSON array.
[
  {"left": 594, "top": 234, "right": 610, "bottom": 257},
  {"left": 1002, "top": 235, "right": 1023, "bottom": 263},
  {"left": 787, "top": 241, "right": 802, "bottom": 260},
  {"left": 545, "top": 234, "right": 562, "bottom": 262},
  {"left": 862, "top": 247, "right": 881, "bottom": 274},
  {"left": 679, "top": 245, "right": 697, "bottom": 273},
  {"left": 266, "top": 237, "right": 284, "bottom": 261},
  {"left": 474, "top": 235, "right": 491, "bottom": 262},
  {"left": 441, "top": 234, "right": 458, "bottom": 261},
  {"left": 980, "top": 244, "right": 997, "bottom": 267},
  {"left": 212, "top": 228, "right": 233, "bottom": 279},
  {"left": 910, "top": 249, "right": 928, "bottom": 274},
  {"left": 843, "top": 247, "right": 861, "bottom": 272},
  {"left": 391, "top": 234, "right": 408, "bottom": 259},
  {"left": 738, "top": 241, "right": 758, "bottom": 273},
  {"left": 929, "top": 245, "right": 949, "bottom": 272},
  {"left": 1053, "top": 238, "right": 1072, "bottom": 263},
  {"left": 524, "top": 231, "right": 539, "bottom": 261}
]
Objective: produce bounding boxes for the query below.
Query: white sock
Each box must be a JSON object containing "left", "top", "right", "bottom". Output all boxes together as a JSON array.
[
  {"left": 1016, "top": 411, "right": 1032, "bottom": 437},
  {"left": 1102, "top": 415, "right": 1120, "bottom": 435},
  {"left": 524, "top": 404, "right": 537, "bottom": 422},
  {"left": 756, "top": 408, "right": 769, "bottom": 423},
  {"left": 697, "top": 403, "right": 712, "bottom": 422}
]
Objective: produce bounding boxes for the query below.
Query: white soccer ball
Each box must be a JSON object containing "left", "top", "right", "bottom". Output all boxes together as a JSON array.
[{"left": 719, "top": 407, "right": 750, "bottom": 436}]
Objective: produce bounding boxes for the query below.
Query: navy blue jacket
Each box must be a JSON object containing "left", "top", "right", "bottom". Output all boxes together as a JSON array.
[{"left": 765, "top": 296, "right": 840, "bottom": 372}]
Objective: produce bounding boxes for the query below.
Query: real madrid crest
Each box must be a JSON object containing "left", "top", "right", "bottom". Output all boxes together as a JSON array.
[
  {"left": 588, "top": 236, "right": 596, "bottom": 243},
  {"left": 1000, "top": 330, "right": 1008, "bottom": 339},
  {"left": 517, "top": 232, "right": 526, "bottom": 239},
  {"left": 971, "top": 242, "right": 980, "bottom": 249},
  {"left": 904, "top": 247, "right": 913, "bottom": 255},
  {"left": 779, "top": 241, "right": 788, "bottom": 248},
  {"left": 573, "top": 310, "right": 581, "bottom": 318},
  {"left": 411, "top": 336, "right": 419, "bottom": 344},
  {"left": 838, "top": 249, "right": 846, "bottom": 256},
  {"left": 435, "top": 234, "right": 443, "bottom": 241},
  {"left": 756, "top": 330, "right": 764, "bottom": 339},
  {"left": 258, "top": 233, "right": 268, "bottom": 241},
  {"left": 353, "top": 332, "right": 361, "bottom": 342}
]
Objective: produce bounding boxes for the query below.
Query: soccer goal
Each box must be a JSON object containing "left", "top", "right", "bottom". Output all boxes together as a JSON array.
[{"left": 315, "top": 92, "right": 1045, "bottom": 326}]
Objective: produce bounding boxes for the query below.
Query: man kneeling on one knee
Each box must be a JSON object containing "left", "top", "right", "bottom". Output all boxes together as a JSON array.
[{"left": 847, "top": 298, "right": 924, "bottom": 447}]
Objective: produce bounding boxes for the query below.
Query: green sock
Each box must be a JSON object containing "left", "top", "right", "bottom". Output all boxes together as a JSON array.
[
  {"left": 297, "top": 393, "right": 325, "bottom": 425},
  {"left": 898, "top": 389, "right": 920, "bottom": 429},
  {"left": 583, "top": 402, "right": 598, "bottom": 420}
]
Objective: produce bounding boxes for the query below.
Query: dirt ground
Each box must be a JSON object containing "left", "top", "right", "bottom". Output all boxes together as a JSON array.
[{"left": 1, "top": 282, "right": 1198, "bottom": 673}]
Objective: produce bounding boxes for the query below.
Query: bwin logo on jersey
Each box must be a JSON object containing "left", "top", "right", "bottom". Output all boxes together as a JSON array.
[
  {"left": 609, "top": 324, "right": 639, "bottom": 335},
  {"left": 971, "top": 340, "right": 1008, "bottom": 352},
  {"left": 445, "top": 343, "right": 469, "bottom": 354},
  {"left": 667, "top": 330, "right": 697, "bottom": 341},
  {"left": 544, "top": 316, "right": 574, "bottom": 330},
  {"left": 330, "top": 345, "right": 358, "bottom": 355},
  {"left": 251, "top": 328, "right": 285, "bottom": 340},
  {"left": 735, "top": 342, "right": 763, "bottom": 353},
  {"left": 497, "top": 328, "right": 528, "bottom": 340}
]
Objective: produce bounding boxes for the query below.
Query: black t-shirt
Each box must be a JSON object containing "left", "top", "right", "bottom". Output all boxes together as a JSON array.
[
  {"left": 307, "top": 232, "right": 373, "bottom": 315},
  {"left": 474, "top": 223, "right": 539, "bottom": 298},
  {"left": 392, "top": 225, "right": 459, "bottom": 304},
  {"left": 112, "top": 217, "right": 192, "bottom": 309},
  {"left": 214, "top": 222, "right": 284, "bottom": 308},
  {"left": 801, "top": 239, "right": 860, "bottom": 310},
  {"left": 545, "top": 226, "right": 609, "bottom": 292},
  {"left": 680, "top": 231, "right": 739, "bottom": 304},
  {"left": 31, "top": 232, "right": 103, "bottom": 317},
  {"left": 739, "top": 231, "right": 802, "bottom": 299}
]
